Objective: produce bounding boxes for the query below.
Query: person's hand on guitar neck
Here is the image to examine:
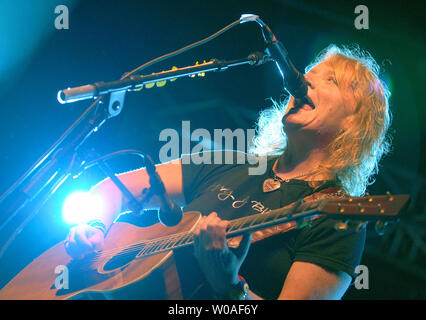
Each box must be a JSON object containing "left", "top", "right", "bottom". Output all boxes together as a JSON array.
[
  {"left": 193, "top": 211, "right": 253, "bottom": 299},
  {"left": 65, "top": 224, "right": 105, "bottom": 260}
]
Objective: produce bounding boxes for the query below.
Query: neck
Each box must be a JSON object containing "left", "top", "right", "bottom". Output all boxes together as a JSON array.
[{"left": 275, "top": 133, "right": 333, "bottom": 181}]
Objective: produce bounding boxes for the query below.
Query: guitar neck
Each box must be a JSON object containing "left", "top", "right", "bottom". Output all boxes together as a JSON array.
[
  {"left": 226, "top": 200, "right": 323, "bottom": 237},
  {"left": 125, "top": 193, "right": 409, "bottom": 260},
  {"left": 135, "top": 199, "right": 325, "bottom": 258}
]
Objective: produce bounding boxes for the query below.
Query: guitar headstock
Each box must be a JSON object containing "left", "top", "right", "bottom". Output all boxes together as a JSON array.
[{"left": 318, "top": 193, "right": 410, "bottom": 221}]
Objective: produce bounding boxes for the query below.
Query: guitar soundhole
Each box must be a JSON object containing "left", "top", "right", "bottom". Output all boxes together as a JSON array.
[{"left": 101, "top": 250, "right": 140, "bottom": 272}]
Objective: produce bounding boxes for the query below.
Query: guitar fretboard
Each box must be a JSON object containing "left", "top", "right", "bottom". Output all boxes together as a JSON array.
[
  {"left": 127, "top": 198, "right": 324, "bottom": 259},
  {"left": 91, "top": 193, "right": 408, "bottom": 265}
]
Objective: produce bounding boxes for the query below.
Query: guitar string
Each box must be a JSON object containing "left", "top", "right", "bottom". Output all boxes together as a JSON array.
[
  {"left": 88, "top": 218, "right": 249, "bottom": 264},
  {"left": 89, "top": 195, "right": 375, "bottom": 266},
  {"left": 94, "top": 212, "right": 266, "bottom": 258},
  {"left": 86, "top": 213, "right": 270, "bottom": 266},
  {"left": 86, "top": 197, "right": 386, "bottom": 267},
  {"left": 86, "top": 198, "right": 333, "bottom": 265},
  {"left": 86, "top": 205, "right": 296, "bottom": 265},
  {"left": 90, "top": 198, "right": 328, "bottom": 265},
  {"left": 89, "top": 230, "right": 193, "bottom": 262},
  {"left": 105, "top": 208, "right": 282, "bottom": 258}
]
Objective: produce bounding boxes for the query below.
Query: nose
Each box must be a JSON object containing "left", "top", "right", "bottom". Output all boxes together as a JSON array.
[
  {"left": 301, "top": 74, "right": 316, "bottom": 108},
  {"left": 304, "top": 74, "right": 315, "bottom": 89}
]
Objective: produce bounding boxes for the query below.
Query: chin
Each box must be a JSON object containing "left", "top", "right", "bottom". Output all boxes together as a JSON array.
[
  {"left": 283, "top": 113, "right": 305, "bottom": 127},
  {"left": 282, "top": 117, "right": 305, "bottom": 133}
]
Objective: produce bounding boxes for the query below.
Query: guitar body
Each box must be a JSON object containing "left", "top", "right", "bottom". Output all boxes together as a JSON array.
[{"left": 0, "top": 211, "right": 201, "bottom": 300}]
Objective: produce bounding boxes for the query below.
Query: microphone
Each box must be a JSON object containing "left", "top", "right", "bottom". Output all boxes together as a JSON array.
[
  {"left": 144, "top": 155, "right": 183, "bottom": 227},
  {"left": 265, "top": 41, "right": 309, "bottom": 100},
  {"left": 255, "top": 18, "right": 311, "bottom": 104}
]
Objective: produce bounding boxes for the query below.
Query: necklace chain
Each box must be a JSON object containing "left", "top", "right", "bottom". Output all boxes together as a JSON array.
[
  {"left": 272, "top": 159, "right": 320, "bottom": 182},
  {"left": 273, "top": 170, "right": 319, "bottom": 182}
]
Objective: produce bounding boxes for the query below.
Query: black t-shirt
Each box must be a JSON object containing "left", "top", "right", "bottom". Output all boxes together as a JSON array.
[{"left": 175, "top": 150, "right": 365, "bottom": 300}]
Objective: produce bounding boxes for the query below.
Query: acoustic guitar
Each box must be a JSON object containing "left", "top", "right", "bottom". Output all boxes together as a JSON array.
[{"left": 0, "top": 193, "right": 409, "bottom": 300}]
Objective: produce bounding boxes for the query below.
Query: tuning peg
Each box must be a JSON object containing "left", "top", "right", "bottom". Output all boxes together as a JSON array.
[
  {"left": 365, "top": 192, "right": 373, "bottom": 202},
  {"left": 374, "top": 220, "right": 389, "bottom": 235},
  {"left": 386, "top": 191, "right": 394, "bottom": 201},
  {"left": 334, "top": 220, "right": 349, "bottom": 231}
]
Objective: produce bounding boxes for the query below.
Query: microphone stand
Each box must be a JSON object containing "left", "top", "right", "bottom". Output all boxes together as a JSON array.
[
  {"left": 0, "top": 51, "right": 269, "bottom": 260},
  {"left": 58, "top": 52, "right": 269, "bottom": 104}
]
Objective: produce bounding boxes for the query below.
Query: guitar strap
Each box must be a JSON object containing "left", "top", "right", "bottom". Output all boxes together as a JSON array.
[{"left": 227, "top": 187, "right": 344, "bottom": 248}]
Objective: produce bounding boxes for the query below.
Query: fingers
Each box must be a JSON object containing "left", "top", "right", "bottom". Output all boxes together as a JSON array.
[
  {"left": 65, "top": 227, "right": 84, "bottom": 259},
  {"left": 75, "top": 229, "right": 94, "bottom": 250},
  {"left": 233, "top": 232, "right": 252, "bottom": 260},
  {"left": 192, "top": 212, "right": 250, "bottom": 294},
  {"left": 64, "top": 225, "right": 104, "bottom": 259},
  {"left": 194, "top": 212, "right": 229, "bottom": 251}
]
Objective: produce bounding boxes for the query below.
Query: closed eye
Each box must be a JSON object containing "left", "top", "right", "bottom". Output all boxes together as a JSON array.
[{"left": 327, "top": 77, "right": 338, "bottom": 85}]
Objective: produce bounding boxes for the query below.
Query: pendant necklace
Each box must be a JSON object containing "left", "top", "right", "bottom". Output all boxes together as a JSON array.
[{"left": 263, "top": 160, "right": 320, "bottom": 193}]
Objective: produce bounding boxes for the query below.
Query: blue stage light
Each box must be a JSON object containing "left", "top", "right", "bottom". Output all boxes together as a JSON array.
[{"left": 62, "top": 191, "right": 105, "bottom": 225}]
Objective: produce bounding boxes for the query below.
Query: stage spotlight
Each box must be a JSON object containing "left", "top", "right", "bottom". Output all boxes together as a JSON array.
[{"left": 62, "top": 191, "right": 105, "bottom": 225}]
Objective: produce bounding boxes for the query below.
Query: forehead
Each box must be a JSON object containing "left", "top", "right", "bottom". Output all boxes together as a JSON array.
[{"left": 306, "top": 62, "right": 335, "bottom": 75}]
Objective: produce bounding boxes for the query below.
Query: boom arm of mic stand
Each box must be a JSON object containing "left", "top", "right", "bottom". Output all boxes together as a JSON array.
[{"left": 58, "top": 52, "right": 270, "bottom": 104}]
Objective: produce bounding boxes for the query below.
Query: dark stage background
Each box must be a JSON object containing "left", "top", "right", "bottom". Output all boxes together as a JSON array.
[{"left": 0, "top": 0, "right": 424, "bottom": 299}]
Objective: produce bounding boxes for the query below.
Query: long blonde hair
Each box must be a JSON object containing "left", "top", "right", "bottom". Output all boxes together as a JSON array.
[{"left": 250, "top": 45, "right": 392, "bottom": 196}]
